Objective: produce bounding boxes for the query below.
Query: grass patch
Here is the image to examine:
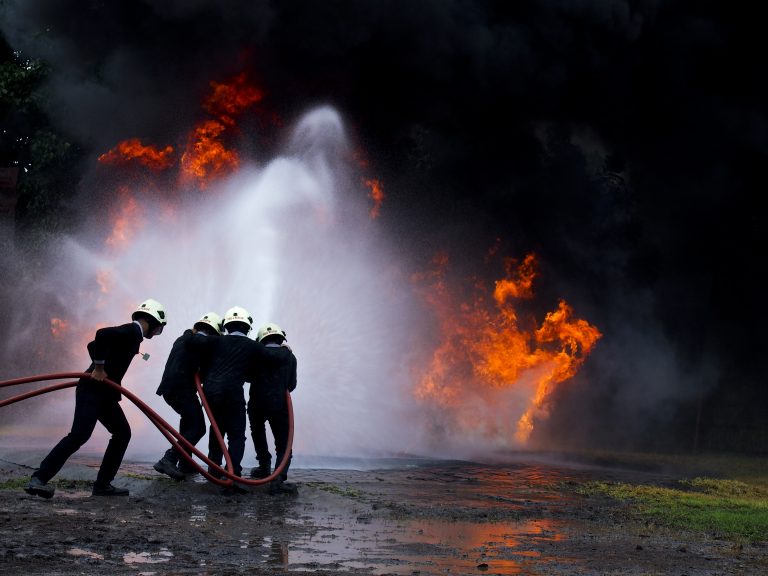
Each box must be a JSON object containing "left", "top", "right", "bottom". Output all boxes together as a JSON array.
[
  {"left": 567, "top": 450, "right": 768, "bottom": 485},
  {"left": 0, "top": 477, "right": 93, "bottom": 490},
  {"left": 579, "top": 477, "right": 768, "bottom": 543},
  {"left": 0, "top": 477, "right": 30, "bottom": 490}
]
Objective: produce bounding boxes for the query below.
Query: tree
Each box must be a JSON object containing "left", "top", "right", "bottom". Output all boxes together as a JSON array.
[{"left": 0, "top": 31, "right": 83, "bottom": 251}]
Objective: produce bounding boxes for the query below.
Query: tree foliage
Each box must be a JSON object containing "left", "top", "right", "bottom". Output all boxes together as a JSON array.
[{"left": 0, "top": 32, "right": 83, "bottom": 247}]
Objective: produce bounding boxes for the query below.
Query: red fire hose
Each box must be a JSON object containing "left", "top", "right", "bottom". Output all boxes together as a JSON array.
[{"left": 0, "top": 372, "right": 293, "bottom": 488}]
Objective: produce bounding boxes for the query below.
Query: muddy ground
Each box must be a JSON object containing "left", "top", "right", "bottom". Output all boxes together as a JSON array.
[{"left": 0, "top": 449, "right": 766, "bottom": 575}]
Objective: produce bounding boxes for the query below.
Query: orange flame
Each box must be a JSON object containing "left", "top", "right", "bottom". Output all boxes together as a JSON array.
[
  {"left": 204, "top": 73, "right": 263, "bottom": 125},
  {"left": 364, "top": 178, "right": 385, "bottom": 219},
  {"left": 413, "top": 252, "right": 602, "bottom": 445},
  {"left": 180, "top": 73, "right": 263, "bottom": 188},
  {"left": 494, "top": 253, "right": 536, "bottom": 302},
  {"left": 98, "top": 74, "right": 266, "bottom": 190},
  {"left": 180, "top": 120, "right": 239, "bottom": 185},
  {"left": 98, "top": 139, "right": 175, "bottom": 170}
]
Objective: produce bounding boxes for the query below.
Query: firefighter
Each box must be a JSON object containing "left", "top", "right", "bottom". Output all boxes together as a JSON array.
[
  {"left": 25, "top": 299, "right": 167, "bottom": 498},
  {"left": 152, "top": 312, "right": 223, "bottom": 481},
  {"left": 185, "top": 306, "right": 292, "bottom": 487},
  {"left": 247, "top": 322, "right": 297, "bottom": 494}
]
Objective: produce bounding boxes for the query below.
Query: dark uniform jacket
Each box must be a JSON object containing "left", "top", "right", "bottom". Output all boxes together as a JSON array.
[
  {"left": 156, "top": 329, "right": 200, "bottom": 397},
  {"left": 247, "top": 345, "right": 297, "bottom": 412},
  {"left": 78, "top": 322, "right": 143, "bottom": 401},
  {"left": 185, "top": 333, "right": 291, "bottom": 400}
]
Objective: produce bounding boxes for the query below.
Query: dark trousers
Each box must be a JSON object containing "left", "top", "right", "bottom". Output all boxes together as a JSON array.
[
  {"left": 248, "top": 403, "right": 292, "bottom": 481},
  {"left": 162, "top": 391, "right": 206, "bottom": 469},
  {"left": 207, "top": 392, "right": 246, "bottom": 477},
  {"left": 34, "top": 385, "right": 131, "bottom": 487}
]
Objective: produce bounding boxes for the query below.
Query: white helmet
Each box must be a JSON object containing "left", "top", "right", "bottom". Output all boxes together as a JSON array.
[
  {"left": 194, "top": 312, "right": 223, "bottom": 335},
  {"left": 223, "top": 306, "right": 253, "bottom": 332},
  {"left": 257, "top": 322, "right": 286, "bottom": 343},
  {"left": 132, "top": 298, "right": 167, "bottom": 326}
]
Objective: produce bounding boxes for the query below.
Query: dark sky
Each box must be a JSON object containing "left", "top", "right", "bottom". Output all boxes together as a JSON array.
[{"left": 1, "top": 0, "right": 765, "bottom": 451}]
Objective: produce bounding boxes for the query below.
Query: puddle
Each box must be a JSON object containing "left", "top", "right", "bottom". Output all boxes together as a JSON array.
[
  {"left": 208, "top": 461, "right": 593, "bottom": 574},
  {"left": 123, "top": 548, "right": 174, "bottom": 565},
  {"left": 273, "top": 517, "right": 566, "bottom": 574}
]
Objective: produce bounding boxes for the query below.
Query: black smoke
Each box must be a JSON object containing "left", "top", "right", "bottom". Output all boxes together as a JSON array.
[{"left": 1, "top": 0, "right": 765, "bottom": 452}]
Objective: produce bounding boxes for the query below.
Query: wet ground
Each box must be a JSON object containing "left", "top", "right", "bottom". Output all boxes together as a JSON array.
[{"left": 1, "top": 449, "right": 766, "bottom": 575}]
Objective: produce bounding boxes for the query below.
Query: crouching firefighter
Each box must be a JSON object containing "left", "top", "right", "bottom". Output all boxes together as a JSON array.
[
  {"left": 153, "top": 312, "right": 223, "bottom": 481},
  {"left": 25, "top": 299, "right": 167, "bottom": 498}
]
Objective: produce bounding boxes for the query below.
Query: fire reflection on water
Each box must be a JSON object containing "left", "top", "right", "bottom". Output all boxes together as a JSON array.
[
  {"left": 186, "top": 462, "right": 582, "bottom": 575},
  {"left": 273, "top": 517, "right": 566, "bottom": 575},
  {"left": 269, "top": 462, "right": 581, "bottom": 574}
]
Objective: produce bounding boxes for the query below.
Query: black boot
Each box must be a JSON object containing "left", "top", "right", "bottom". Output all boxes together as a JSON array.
[
  {"left": 154, "top": 456, "right": 185, "bottom": 481},
  {"left": 25, "top": 476, "right": 55, "bottom": 499},
  {"left": 249, "top": 463, "right": 271, "bottom": 479},
  {"left": 92, "top": 483, "right": 129, "bottom": 496},
  {"left": 269, "top": 478, "right": 298, "bottom": 495},
  {"left": 178, "top": 459, "right": 199, "bottom": 475}
]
